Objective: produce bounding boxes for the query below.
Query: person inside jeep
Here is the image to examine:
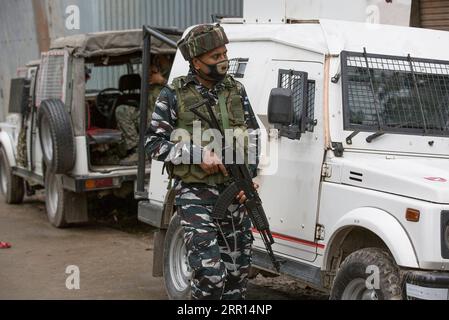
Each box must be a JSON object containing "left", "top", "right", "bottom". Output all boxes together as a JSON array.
[{"left": 115, "top": 54, "right": 174, "bottom": 166}]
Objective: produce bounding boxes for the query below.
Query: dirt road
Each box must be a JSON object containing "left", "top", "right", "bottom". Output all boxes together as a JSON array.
[{"left": 0, "top": 194, "right": 327, "bottom": 300}]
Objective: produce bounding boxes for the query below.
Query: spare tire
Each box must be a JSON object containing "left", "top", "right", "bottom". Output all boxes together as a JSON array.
[{"left": 38, "top": 99, "right": 76, "bottom": 174}]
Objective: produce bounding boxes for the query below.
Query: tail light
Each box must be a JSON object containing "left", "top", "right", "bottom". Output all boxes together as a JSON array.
[{"left": 85, "top": 178, "right": 115, "bottom": 190}]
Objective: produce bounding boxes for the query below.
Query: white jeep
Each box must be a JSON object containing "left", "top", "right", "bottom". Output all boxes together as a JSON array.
[
  {"left": 137, "top": 10, "right": 449, "bottom": 300},
  {"left": 0, "top": 28, "right": 181, "bottom": 228}
]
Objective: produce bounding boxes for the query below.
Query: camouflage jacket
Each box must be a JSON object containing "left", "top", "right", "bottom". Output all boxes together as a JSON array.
[
  {"left": 145, "top": 72, "right": 260, "bottom": 205},
  {"left": 148, "top": 84, "right": 165, "bottom": 117}
]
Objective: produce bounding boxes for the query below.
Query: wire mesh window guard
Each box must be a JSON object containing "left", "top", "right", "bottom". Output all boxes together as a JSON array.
[
  {"left": 307, "top": 80, "right": 316, "bottom": 132},
  {"left": 278, "top": 69, "right": 315, "bottom": 132},
  {"left": 228, "top": 58, "right": 249, "bottom": 78},
  {"left": 36, "top": 51, "right": 66, "bottom": 106},
  {"left": 342, "top": 50, "right": 449, "bottom": 137}
]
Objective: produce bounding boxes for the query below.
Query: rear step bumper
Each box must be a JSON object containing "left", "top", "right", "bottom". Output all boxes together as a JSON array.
[
  {"left": 13, "top": 166, "right": 150, "bottom": 192},
  {"left": 62, "top": 173, "right": 142, "bottom": 192}
]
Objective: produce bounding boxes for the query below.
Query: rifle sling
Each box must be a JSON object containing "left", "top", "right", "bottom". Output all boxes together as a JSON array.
[{"left": 218, "top": 91, "right": 230, "bottom": 131}]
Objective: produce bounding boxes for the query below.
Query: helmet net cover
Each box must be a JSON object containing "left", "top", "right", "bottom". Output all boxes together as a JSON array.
[{"left": 177, "top": 24, "right": 229, "bottom": 61}]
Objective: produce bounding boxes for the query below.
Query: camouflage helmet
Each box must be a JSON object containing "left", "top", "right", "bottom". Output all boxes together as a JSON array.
[{"left": 177, "top": 24, "right": 229, "bottom": 61}]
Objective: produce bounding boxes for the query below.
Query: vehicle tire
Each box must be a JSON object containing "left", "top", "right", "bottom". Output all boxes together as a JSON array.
[
  {"left": 330, "top": 247, "right": 402, "bottom": 300},
  {"left": 38, "top": 99, "right": 76, "bottom": 174},
  {"left": 44, "top": 169, "right": 69, "bottom": 228},
  {"left": 0, "top": 146, "right": 24, "bottom": 204},
  {"left": 163, "top": 212, "right": 192, "bottom": 300}
]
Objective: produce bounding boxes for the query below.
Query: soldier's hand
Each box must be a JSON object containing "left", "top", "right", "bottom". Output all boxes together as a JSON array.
[
  {"left": 236, "top": 182, "right": 259, "bottom": 204},
  {"left": 200, "top": 150, "right": 228, "bottom": 176}
]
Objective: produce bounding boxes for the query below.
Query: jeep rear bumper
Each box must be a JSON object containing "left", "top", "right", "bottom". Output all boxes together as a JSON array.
[
  {"left": 12, "top": 166, "right": 150, "bottom": 193},
  {"left": 404, "top": 270, "right": 449, "bottom": 300},
  {"left": 62, "top": 173, "right": 141, "bottom": 192}
]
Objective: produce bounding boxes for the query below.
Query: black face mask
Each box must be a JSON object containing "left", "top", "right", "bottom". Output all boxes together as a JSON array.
[{"left": 196, "top": 59, "right": 229, "bottom": 82}]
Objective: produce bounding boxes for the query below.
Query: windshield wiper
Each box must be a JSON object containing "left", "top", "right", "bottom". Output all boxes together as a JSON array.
[
  {"left": 366, "top": 130, "right": 385, "bottom": 143},
  {"left": 366, "top": 122, "right": 422, "bottom": 143}
]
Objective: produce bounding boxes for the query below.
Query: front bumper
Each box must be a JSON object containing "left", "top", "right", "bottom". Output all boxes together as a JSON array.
[{"left": 404, "top": 270, "right": 449, "bottom": 300}]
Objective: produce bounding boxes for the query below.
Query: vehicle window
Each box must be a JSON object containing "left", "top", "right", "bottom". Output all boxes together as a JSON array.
[
  {"left": 85, "top": 64, "right": 130, "bottom": 93},
  {"left": 130, "top": 63, "right": 142, "bottom": 75},
  {"left": 28, "top": 67, "right": 38, "bottom": 81},
  {"left": 228, "top": 58, "right": 249, "bottom": 78},
  {"left": 342, "top": 50, "right": 449, "bottom": 136}
]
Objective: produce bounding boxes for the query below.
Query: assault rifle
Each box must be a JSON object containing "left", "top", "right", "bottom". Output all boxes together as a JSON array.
[{"left": 189, "top": 99, "right": 282, "bottom": 273}]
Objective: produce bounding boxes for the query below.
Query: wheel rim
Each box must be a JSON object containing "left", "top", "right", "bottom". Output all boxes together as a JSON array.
[
  {"left": 46, "top": 172, "right": 58, "bottom": 218},
  {"left": 0, "top": 154, "right": 7, "bottom": 195},
  {"left": 169, "top": 225, "right": 192, "bottom": 292},
  {"left": 41, "top": 116, "right": 53, "bottom": 162},
  {"left": 341, "top": 278, "right": 379, "bottom": 300}
]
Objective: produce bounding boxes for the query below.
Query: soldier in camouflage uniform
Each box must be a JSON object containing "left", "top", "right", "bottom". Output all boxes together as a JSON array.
[
  {"left": 145, "top": 24, "right": 260, "bottom": 300},
  {"left": 116, "top": 54, "right": 173, "bottom": 166}
]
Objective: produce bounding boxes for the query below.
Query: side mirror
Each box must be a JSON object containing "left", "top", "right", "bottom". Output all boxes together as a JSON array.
[{"left": 267, "top": 88, "right": 293, "bottom": 125}]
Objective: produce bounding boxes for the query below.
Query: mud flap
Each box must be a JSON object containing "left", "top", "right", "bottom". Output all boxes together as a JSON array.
[{"left": 64, "top": 191, "right": 89, "bottom": 224}]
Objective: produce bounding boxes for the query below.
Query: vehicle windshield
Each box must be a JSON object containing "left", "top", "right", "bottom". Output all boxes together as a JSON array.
[
  {"left": 342, "top": 51, "right": 449, "bottom": 137},
  {"left": 85, "top": 62, "right": 141, "bottom": 94}
]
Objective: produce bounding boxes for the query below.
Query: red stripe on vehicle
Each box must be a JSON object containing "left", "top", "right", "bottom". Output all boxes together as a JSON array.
[{"left": 251, "top": 228, "right": 325, "bottom": 249}]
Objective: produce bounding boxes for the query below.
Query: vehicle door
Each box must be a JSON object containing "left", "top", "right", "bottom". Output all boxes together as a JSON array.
[{"left": 256, "top": 59, "right": 325, "bottom": 262}]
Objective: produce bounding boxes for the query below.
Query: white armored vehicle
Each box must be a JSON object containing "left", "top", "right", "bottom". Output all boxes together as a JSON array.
[{"left": 138, "top": 0, "right": 449, "bottom": 300}]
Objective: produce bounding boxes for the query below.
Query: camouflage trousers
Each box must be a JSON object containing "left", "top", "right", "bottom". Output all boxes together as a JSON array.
[
  {"left": 179, "top": 202, "right": 254, "bottom": 300},
  {"left": 115, "top": 105, "right": 140, "bottom": 152}
]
